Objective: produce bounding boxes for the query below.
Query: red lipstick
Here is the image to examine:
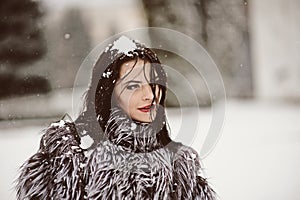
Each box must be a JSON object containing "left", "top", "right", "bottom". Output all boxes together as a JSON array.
[{"left": 138, "top": 104, "right": 153, "bottom": 113}]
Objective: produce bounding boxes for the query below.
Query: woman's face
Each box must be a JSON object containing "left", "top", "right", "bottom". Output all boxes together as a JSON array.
[{"left": 114, "top": 58, "right": 162, "bottom": 123}]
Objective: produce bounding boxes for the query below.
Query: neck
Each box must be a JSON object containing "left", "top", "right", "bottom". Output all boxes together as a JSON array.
[{"left": 104, "top": 107, "right": 165, "bottom": 153}]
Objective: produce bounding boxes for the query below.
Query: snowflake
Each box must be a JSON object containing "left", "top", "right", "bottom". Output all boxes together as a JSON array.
[
  {"left": 130, "top": 123, "right": 137, "bottom": 130},
  {"left": 102, "top": 71, "right": 112, "bottom": 78},
  {"left": 62, "top": 136, "right": 69, "bottom": 141}
]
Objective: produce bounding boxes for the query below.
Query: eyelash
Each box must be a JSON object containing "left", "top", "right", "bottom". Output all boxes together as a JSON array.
[
  {"left": 126, "top": 84, "right": 141, "bottom": 90},
  {"left": 126, "top": 80, "right": 160, "bottom": 90}
]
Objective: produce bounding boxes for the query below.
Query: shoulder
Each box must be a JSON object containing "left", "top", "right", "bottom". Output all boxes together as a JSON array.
[
  {"left": 169, "top": 143, "right": 217, "bottom": 199},
  {"left": 38, "top": 118, "right": 85, "bottom": 164},
  {"left": 176, "top": 144, "right": 199, "bottom": 160},
  {"left": 168, "top": 141, "right": 200, "bottom": 166},
  {"left": 16, "top": 119, "right": 86, "bottom": 199},
  {"left": 41, "top": 119, "right": 82, "bottom": 154},
  {"left": 44, "top": 119, "right": 78, "bottom": 138}
]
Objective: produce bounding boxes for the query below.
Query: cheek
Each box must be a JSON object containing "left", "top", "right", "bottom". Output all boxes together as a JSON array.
[
  {"left": 118, "top": 90, "right": 137, "bottom": 111},
  {"left": 119, "top": 95, "right": 130, "bottom": 109},
  {"left": 128, "top": 92, "right": 139, "bottom": 109}
]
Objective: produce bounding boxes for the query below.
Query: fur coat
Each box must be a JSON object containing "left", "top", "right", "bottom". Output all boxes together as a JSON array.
[{"left": 16, "top": 111, "right": 216, "bottom": 200}]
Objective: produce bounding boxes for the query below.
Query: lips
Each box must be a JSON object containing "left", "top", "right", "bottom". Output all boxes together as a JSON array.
[{"left": 138, "top": 104, "right": 153, "bottom": 113}]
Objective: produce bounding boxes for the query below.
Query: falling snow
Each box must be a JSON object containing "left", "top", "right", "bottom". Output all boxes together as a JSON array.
[
  {"left": 64, "top": 33, "right": 71, "bottom": 39},
  {"left": 2, "top": 103, "right": 300, "bottom": 200}
]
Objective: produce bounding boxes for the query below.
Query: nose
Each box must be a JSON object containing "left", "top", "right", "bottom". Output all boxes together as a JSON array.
[{"left": 142, "top": 84, "right": 154, "bottom": 101}]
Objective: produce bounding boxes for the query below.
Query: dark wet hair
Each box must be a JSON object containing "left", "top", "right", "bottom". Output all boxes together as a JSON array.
[{"left": 75, "top": 37, "right": 171, "bottom": 147}]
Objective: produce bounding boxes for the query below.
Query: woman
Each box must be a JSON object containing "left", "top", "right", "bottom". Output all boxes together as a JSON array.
[{"left": 16, "top": 36, "right": 216, "bottom": 200}]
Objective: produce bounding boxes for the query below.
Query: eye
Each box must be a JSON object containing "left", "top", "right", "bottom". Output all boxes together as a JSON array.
[{"left": 126, "top": 83, "right": 140, "bottom": 90}]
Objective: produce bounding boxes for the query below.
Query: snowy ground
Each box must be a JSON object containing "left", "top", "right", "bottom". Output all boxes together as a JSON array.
[{"left": 0, "top": 100, "right": 300, "bottom": 200}]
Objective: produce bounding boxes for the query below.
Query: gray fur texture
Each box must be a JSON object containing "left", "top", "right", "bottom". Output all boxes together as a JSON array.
[{"left": 16, "top": 109, "right": 216, "bottom": 199}]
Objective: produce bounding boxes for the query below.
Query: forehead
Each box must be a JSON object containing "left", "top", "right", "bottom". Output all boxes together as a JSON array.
[{"left": 119, "top": 58, "right": 153, "bottom": 80}]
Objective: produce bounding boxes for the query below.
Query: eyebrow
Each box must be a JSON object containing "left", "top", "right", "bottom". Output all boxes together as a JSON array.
[{"left": 124, "top": 80, "right": 142, "bottom": 84}]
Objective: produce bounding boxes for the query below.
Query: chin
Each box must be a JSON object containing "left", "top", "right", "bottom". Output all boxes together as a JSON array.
[
  {"left": 135, "top": 118, "right": 151, "bottom": 123},
  {"left": 132, "top": 115, "right": 152, "bottom": 123}
]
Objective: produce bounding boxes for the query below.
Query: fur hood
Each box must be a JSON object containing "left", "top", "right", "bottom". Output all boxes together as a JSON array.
[{"left": 16, "top": 119, "right": 216, "bottom": 200}]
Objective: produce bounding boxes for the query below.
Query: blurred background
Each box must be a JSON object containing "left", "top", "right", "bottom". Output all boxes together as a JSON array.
[{"left": 0, "top": 0, "right": 299, "bottom": 199}]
